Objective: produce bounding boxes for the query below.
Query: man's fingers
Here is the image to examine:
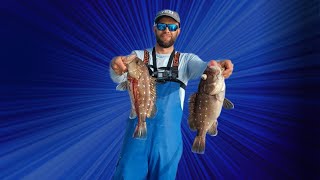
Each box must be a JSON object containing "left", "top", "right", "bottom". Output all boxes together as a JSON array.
[
  {"left": 223, "top": 69, "right": 232, "bottom": 78},
  {"left": 222, "top": 60, "right": 233, "bottom": 69},
  {"left": 218, "top": 59, "right": 233, "bottom": 78},
  {"left": 111, "top": 56, "right": 128, "bottom": 75},
  {"left": 112, "top": 63, "right": 119, "bottom": 70},
  {"left": 118, "top": 60, "right": 127, "bottom": 72}
]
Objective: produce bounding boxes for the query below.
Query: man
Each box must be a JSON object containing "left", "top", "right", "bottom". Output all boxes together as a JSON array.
[{"left": 110, "top": 9, "right": 233, "bottom": 180}]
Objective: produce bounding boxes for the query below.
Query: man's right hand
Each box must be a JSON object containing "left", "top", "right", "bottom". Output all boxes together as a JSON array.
[{"left": 111, "top": 56, "right": 128, "bottom": 75}]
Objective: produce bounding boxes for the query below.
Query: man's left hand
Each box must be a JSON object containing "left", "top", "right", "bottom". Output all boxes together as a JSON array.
[{"left": 209, "top": 60, "right": 234, "bottom": 79}]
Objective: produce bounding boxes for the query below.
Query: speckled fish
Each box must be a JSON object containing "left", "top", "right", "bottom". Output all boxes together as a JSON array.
[
  {"left": 188, "top": 62, "right": 234, "bottom": 154},
  {"left": 117, "top": 55, "right": 157, "bottom": 139}
]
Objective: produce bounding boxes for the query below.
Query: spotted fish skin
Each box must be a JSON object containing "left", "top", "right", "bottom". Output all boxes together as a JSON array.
[
  {"left": 117, "top": 56, "right": 156, "bottom": 139},
  {"left": 188, "top": 63, "right": 233, "bottom": 154}
]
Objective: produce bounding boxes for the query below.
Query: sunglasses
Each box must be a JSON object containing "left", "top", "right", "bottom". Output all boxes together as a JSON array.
[{"left": 156, "top": 23, "right": 179, "bottom": 31}]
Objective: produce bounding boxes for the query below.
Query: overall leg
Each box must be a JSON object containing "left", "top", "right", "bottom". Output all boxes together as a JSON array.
[
  {"left": 113, "top": 119, "right": 149, "bottom": 180},
  {"left": 147, "top": 140, "right": 183, "bottom": 180},
  {"left": 147, "top": 82, "right": 184, "bottom": 180}
]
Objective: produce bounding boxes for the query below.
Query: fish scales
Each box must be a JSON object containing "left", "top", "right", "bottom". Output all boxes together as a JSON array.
[
  {"left": 188, "top": 62, "right": 234, "bottom": 154},
  {"left": 117, "top": 55, "right": 157, "bottom": 139}
]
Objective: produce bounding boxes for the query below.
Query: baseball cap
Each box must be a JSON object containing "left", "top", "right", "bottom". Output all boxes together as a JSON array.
[{"left": 154, "top": 9, "right": 180, "bottom": 24}]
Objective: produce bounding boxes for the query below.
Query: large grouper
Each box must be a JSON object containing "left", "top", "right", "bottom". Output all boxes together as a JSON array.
[{"left": 188, "top": 61, "right": 234, "bottom": 154}]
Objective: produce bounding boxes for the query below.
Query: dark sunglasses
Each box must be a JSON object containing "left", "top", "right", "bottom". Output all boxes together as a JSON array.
[{"left": 156, "top": 23, "right": 179, "bottom": 31}]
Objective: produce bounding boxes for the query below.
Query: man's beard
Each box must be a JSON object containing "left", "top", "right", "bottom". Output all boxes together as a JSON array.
[{"left": 156, "top": 34, "right": 177, "bottom": 48}]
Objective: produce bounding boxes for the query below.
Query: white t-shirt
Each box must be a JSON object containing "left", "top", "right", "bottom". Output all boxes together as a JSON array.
[{"left": 110, "top": 48, "right": 208, "bottom": 109}]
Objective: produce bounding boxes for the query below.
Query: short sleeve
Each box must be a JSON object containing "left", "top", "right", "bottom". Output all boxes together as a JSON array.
[{"left": 186, "top": 54, "right": 207, "bottom": 80}]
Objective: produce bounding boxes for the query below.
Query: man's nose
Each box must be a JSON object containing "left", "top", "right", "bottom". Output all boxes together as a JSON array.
[{"left": 164, "top": 27, "right": 170, "bottom": 33}]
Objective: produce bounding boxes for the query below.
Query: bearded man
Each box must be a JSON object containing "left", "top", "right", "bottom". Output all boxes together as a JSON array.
[{"left": 110, "top": 9, "right": 234, "bottom": 180}]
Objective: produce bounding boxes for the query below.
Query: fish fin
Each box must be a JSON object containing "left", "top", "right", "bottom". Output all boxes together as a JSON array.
[
  {"left": 215, "top": 93, "right": 224, "bottom": 102},
  {"left": 150, "top": 77, "right": 157, "bottom": 83},
  {"left": 116, "top": 82, "right": 128, "bottom": 91},
  {"left": 149, "top": 78, "right": 157, "bottom": 118},
  {"left": 188, "top": 93, "right": 197, "bottom": 131},
  {"left": 192, "top": 136, "right": 206, "bottom": 154},
  {"left": 148, "top": 104, "right": 157, "bottom": 119},
  {"left": 223, "top": 97, "right": 234, "bottom": 109},
  {"left": 129, "top": 109, "right": 137, "bottom": 119},
  {"left": 207, "top": 121, "right": 218, "bottom": 136},
  {"left": 133, "top": 122, "right": 147, "bottom": 139},
  {"left": 150, "top": 78, "right": 157, "bottom": 99}
]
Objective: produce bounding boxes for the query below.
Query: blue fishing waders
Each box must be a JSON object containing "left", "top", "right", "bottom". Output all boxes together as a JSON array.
[{"left": 114, "top": 82, "right": 183, "bottom": 180}]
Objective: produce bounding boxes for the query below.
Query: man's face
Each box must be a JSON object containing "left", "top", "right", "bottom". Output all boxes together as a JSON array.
[{"left": 154, "top": 17, "right": 180, "bottom": 48}]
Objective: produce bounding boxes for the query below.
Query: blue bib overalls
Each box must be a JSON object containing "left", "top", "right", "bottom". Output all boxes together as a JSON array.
[{"left": 113, "top": 81, "right": 183, "bottom": 180}]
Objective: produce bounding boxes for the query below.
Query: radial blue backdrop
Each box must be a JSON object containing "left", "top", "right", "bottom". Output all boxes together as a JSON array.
[{"left": 1, "top": 0, "right": 319, "bottom": 179}]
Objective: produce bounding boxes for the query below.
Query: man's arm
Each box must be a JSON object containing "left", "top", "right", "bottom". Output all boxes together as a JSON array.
[{"left": 186, "top": 54, "right": 234, "bottom": 80}]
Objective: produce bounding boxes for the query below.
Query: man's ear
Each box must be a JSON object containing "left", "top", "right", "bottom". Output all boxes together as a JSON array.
[
  {"left": 177, "top": 28, "right": 181, "bottom": 36},
  {"left": 153, "top": 26, "right": 157, "bottom": 34}
]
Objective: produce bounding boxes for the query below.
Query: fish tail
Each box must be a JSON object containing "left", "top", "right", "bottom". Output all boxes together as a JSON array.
[
  {"left": 133, "top": 122, "right": 147, "bottom": 139},
  {"left": 192, "top": 136, "right": 206, "bottom": 154}
]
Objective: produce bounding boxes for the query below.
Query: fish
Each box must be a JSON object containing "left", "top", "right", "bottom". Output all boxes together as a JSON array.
[
  {"left": 116, "top": 55, "right": 157, "bottom": 139},
  {"left": 188, "top": 61, "right": 234, "bottom": 154}
]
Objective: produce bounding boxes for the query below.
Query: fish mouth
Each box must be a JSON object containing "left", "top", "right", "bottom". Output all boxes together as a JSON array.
[{"left": 205, "top": 66, "right": 222, "bottom": 76}]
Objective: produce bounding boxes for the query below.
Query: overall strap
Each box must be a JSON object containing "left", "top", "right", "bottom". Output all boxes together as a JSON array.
[
  {"left": 143, "top": 50, "right": 149, "bottom": 64},
  {"left": 152, "top": 47, "right": 175, "bottom": 72},
  {"left": 144, "top": 50, "right": 154, "bottom": 76},
  {"left": 144, "top": 49, "right": 186, "bottom": 89},
  {"left": 171, "top": 52, "right": 185, "bottom": 89},
  {"left": 173, "top": 52, "right": 180, "bottom": 67},
  {"left": 172, "top": 52, "right": 180, "bottom": 74}
]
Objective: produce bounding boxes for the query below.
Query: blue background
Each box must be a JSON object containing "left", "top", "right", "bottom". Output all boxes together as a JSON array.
[{"left": 1, "top": 0, "right": 319, "bottom": 179}]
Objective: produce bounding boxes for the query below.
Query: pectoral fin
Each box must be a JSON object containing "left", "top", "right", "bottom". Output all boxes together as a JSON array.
[
  {"left": 223, "top": 97, "right": 234, "bottom": 109},
  {"left": 207, "top": 121, "right": 218, "bottom": 136},
  {"left": 129, "top": 109, "right": 137, "bottom": 119},
  {"left": 116, "top": 82, "right": 128, "bottom": 91}
]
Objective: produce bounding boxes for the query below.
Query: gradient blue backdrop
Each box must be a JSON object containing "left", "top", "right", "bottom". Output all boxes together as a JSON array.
[{"left": 1, "top": 0, "right": 319, "bottom": 179}]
